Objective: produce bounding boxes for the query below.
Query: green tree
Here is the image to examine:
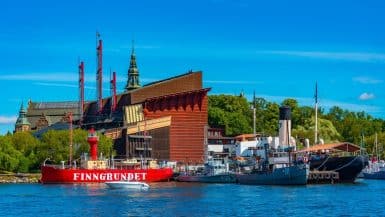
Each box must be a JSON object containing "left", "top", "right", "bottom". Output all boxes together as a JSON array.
[
  {"left": 0, "top": 134, "right": 23, "bottom": 172},
  {"left": 36, "top": 129, "right": 114, "bottom": 165},
  {"left": 208, "top": 94, "right": 252, "bottom": 136}
]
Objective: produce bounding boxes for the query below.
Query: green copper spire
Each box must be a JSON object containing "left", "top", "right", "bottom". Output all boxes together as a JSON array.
[
  {"left": 125, "top": 40, "right": 141, "bottom": 91},
  {"left": 15, "top": 102, "right": 31, "bottom": 130}
]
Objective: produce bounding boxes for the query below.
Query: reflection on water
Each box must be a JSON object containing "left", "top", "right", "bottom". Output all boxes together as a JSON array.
[{"left": 2, "top": 180, "right": 385, "bottom": 217}]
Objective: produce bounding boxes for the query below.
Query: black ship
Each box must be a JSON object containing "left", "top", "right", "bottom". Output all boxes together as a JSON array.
[
  {"left": 299, "top": 143, "right": 368, "bottom": 183},
  {"left": 298, "top": 83, "right": 368, "bottom": 183}
]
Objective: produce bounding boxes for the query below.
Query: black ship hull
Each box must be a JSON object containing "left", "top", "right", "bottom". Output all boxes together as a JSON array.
[{"left": 309, "top": 155, "right": 367, "bottom": 183}]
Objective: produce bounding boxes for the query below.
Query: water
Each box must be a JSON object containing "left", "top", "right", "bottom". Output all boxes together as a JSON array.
[{"left": 0, "top": 179, "right": 384, "bottom": 217}]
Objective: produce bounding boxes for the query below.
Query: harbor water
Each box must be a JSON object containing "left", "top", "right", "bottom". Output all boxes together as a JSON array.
[{"left": 0, "top": 179, "right": 384, "bottom": 217}]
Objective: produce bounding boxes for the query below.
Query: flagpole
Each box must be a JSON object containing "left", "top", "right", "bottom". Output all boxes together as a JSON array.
[{"left": 314, "top": 82, "right": 318, "bottom": 145}]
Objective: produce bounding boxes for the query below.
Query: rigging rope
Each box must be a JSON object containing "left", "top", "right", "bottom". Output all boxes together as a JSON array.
[
  {"left": 331, "top": 156, "right": 361, "bottom": 172},
  {"left": 314, "top": 155, "right": 331, "bottom": 170}
]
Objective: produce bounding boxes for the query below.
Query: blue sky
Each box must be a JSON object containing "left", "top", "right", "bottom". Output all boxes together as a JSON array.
[{"left": 0, "top": 0, "right": 384, "bottom": 134}]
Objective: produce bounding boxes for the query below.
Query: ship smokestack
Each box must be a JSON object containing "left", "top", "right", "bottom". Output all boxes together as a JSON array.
[
  {"left": 279, "top": 106, "right": 291, "bottom": 147},
  {"left": 87, "top": 127, "right": 99, "bottom": 160}
]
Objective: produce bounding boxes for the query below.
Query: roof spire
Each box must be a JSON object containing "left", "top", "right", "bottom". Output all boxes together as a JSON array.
[
  {"left": 132, "top": 39, "right": 135, "bottom": 55},
  {"left": 125, "top": 39, "right": 141, "bottom": 91},
  {"left": 15, "top": 101, "right": 31, "bottom": 132}
]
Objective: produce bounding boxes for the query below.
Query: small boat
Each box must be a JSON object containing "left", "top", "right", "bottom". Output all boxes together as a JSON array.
[
  {"left": 176, "top": 158, "right": 236, "bottom": 183},
  {"left": 362, "top": 159, "right": 385, "bottom": 180},
  {"left": 362, "top": 134, "right": 385, "bottom": 180},
  {"left": 105, "top": 181, "right": 150, "bottom": 190}
]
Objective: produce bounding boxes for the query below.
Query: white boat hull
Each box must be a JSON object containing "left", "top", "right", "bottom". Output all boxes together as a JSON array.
[{"left": 105, "top": 181, "right": 149, "bottom": 190}]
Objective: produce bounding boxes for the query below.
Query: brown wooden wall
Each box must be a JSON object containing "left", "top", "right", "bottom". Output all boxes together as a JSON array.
[{"left": 144, "top": 90, "right": 208, "bottom": 164}]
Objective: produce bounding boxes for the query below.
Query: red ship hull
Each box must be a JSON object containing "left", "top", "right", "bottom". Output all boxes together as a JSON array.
[{"left": 40, "top": 165, "right": 174, "bottom": 184}]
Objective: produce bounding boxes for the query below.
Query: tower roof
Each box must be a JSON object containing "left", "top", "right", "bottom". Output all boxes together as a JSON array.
[
  {"left": 125, "top": 40, "right": 141, "bottom": 91},
  {"left": 15, "top": 102, "right": 31, "bottom": 126}
]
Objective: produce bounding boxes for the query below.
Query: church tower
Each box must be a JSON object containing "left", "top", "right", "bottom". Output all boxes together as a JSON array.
[
  {"left": 15, "top": 103, "right": 31, "bottom": 132},
  {"left": 125, "top": 41, "right": 141, "bottom": 91}
]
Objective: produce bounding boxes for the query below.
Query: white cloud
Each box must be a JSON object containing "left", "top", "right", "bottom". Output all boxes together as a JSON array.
[
  {"left": 34, "top": 82, "right": 79, "bottom": 88},
  {"left": 259, "top": 50, "right": 385, "bottom": 62},
  {"left": 359, "top": 92, "right": 375, "bottom": 100},
  {"left": 204, "top": 80, "right": 263, "bottom": 85},
  {"left": 0, "top": 73, "right": 77, "bottom": 82},
  {"left": 0, "top": 116, "right": 17, "bottom": 125},
  {"left": 32, "top": 82, "right": 112, "bottom": 91},
  {"left": 353, "top": 76, "right": 383, "bottom": 84}
]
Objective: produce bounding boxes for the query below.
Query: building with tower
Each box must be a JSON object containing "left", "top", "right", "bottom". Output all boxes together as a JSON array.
[{"left": 19, "top": 38, "right": 210, "bottom": 164}]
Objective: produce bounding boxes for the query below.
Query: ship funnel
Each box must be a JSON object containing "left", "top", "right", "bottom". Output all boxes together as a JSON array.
[
  {"left": 279, "top": 106, "right": 291, "bottom": 147},
  {"left": 87, "top": 127, "right": 99, "bottom": 160}
]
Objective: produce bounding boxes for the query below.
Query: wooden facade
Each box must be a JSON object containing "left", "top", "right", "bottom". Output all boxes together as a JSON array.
[{"left": 143, "top": 88, "right": 210, "bottom": 164}]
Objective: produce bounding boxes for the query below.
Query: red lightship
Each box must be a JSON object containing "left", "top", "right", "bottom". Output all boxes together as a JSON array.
[{"left": 40, "top": 128, "right": 173, "bottom": 184}]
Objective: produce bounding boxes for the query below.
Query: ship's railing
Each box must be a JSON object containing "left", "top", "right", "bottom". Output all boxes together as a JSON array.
[{"left": 42, "top": 156, "right": 176, "bottom": 170}]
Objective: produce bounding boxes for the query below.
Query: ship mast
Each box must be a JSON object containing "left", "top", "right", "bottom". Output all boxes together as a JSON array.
[
  {"left": 253, "top": 91, "right": 256, "bottom": 138},
  {"left": 69, "top": 112, "right": 73, "bottom": 167},
  {"left": 314, "top": 82, "right": 318, "bottom": 145},
  {"left": 375, "top": 133, "right": 379, "bottom": 161},
  {"left": 96, "top": 32, "right": 103, "bottom": 113},
  {"left": 78, "top": 61, "right": 85, "bottom": 125}
]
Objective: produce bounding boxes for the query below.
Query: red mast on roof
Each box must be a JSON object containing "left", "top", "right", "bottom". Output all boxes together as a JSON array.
[
  {"left": 110, "top": 71, "right": 117, "bottom": 112},
  {"left": 78, "top": 61, "right": 85, "bottom": 123},
  {"left": 96, "top": 32, "right": 103, "bottom": 113}
]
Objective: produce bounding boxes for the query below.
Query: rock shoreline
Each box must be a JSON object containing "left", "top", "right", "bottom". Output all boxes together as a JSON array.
[{"left": 0, "top": 173, "right": 41, "bottom": 183}]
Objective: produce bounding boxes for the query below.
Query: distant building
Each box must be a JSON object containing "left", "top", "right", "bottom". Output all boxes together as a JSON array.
[
  {"left": 25, "top": 101, "right": 80, "bottom": 131},
  {"left": 207, "top": 127, "right": 236, "bottom": 157}
]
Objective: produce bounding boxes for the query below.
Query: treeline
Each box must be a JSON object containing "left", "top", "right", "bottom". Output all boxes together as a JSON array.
[
  {"left": 0, "top": 129, "right": 113, "bottom": 173},
  {"left": 208, "top": 94, "right": 385, "bottom": 157}
]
